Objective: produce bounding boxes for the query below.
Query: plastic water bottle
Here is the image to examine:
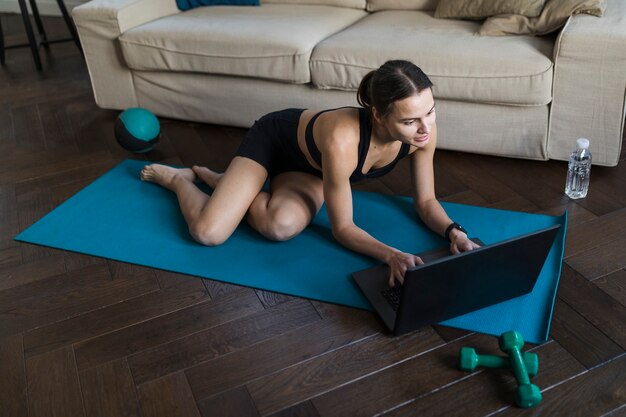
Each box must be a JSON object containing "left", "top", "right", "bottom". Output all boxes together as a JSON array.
[{"left": 565, "top": 138, "right": 592, "bottom": 199}]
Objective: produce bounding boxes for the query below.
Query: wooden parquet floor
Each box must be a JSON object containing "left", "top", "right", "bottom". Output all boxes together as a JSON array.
[{"left": 1, "top": 14, "right": 625, "bottom": 417}]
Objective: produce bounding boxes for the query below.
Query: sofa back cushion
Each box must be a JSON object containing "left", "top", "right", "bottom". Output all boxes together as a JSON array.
[
  {"left": 118, "top": 4, "right": 367, "bottom": 84},
  {"left": 264, "top": 0, "right": 366, "bottom": 9},
  {"left": 310, "top": 10, "right": 555, "bottom": 106},
  {"left": 366, "top": 0, "right": 438, "bottom": 11}
]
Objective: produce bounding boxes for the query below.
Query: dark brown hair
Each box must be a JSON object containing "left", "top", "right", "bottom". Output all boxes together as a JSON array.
[{"left": 357, "top": 60, "right": 433, "bottom": 117}]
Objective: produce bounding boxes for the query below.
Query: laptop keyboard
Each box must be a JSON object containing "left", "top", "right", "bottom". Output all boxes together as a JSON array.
[{"left": 381, "top": 286, "right": 401, "bottom": 311}]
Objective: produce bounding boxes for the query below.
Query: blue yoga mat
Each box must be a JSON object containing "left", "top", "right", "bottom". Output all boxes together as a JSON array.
[{"left": 15, "top": 159, "right": 566, "bottom": 343}]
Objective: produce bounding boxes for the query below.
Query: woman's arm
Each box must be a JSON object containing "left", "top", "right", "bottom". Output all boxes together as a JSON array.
[
  {"left": 410, "top": 125, "right": 479, "bottom": 254},
  {"left": 320, "top": 127, "right": 422, "bottom": 287}
]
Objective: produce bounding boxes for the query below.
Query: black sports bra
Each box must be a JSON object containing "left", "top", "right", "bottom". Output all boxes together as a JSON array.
[{"left": 304, "top": 107, "right": 411, "bottom": 183}]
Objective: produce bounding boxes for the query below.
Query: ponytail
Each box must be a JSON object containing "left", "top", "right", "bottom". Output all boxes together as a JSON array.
[{"left": 357, "top": 70, "right": 376, "bottom": 109}]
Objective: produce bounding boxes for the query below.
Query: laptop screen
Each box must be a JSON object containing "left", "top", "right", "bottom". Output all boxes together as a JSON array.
[
  {"left": 352, "top": 225, "right": 560, "bottom": 336},
  {"left": 393, "top": 225, "right": 560, "bottom": 335}
]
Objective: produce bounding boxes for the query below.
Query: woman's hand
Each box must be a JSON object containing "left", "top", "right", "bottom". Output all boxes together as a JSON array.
[
  {"left": 385, "top": 250, "right": 424, "bottom": 287},
  {"left": 450, "top": 234, "right": 480, "bottom": 254}
]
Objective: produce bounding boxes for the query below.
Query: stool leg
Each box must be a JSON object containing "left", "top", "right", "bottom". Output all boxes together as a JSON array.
[
  {"left": 17, "top": 0, "right": 42, "bottom": 70},
  {"left": 55, "top": 0, "right": 82, "bottom": 54},
  {"left": 0, "top": 16, "right": 5, "bottom": 65},
  {"left": 28, "top": 0, "right": 49, "bottom": 46}
]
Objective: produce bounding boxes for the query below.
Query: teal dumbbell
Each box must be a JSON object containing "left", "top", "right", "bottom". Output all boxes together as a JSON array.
[
  {"left": 459, "top": 347, "right": 539, "bottom": 377},
  {"left": 499, "top": 331, "right": 542, "bottom": 409}
]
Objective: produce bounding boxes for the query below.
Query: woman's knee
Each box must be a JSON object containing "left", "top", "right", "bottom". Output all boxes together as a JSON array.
[
  {"left": 261, "top": 213, "right": 305, "bottom": 242},
  {"left": 189, "top": 221, "right": 230, "bottom": 246}
]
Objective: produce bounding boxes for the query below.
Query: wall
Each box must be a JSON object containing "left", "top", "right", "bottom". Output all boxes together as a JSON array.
[{"left": 0, "top": 0, "right": 87, "bottom": 16}]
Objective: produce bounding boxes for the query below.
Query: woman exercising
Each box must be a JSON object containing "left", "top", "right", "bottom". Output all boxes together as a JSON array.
[{"left": 141, "top": 60, "right": 479, "bottom": 287}]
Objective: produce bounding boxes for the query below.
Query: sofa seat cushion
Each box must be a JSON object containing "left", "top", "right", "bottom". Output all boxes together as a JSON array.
[
  {"left": 310, "top": 11, "right": 555, "bottom": 105},
  {"left": 119, "top": 4, "right": 367, "bottom": 83}
]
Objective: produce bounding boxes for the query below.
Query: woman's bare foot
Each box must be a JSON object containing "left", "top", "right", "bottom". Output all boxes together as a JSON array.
[
  {"left": 140, "top": 164, "right": 196, "bottom": 191},
  {"left": 192, "top": 166, "right": 224, "bottom": 189}
]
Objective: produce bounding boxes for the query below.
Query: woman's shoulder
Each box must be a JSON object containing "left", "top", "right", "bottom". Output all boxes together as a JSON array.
[{"left": 316, "top": 107, "right": 361, "bottom": 140}]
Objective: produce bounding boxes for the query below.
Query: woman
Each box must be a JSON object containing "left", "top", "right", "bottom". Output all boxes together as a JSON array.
[{"left": 141, "top": 60, "right": 479, "bottom": 287}]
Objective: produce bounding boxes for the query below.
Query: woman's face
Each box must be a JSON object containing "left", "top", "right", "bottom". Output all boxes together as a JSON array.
[{"left": 379, "top": 89, "right": 436, "bottom": 148}]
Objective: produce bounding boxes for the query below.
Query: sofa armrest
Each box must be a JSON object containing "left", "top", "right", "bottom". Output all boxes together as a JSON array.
[
  {"left": 549, "top": 0, "right": 626, "bottom": 166},
  {"left": 72, "top": 0, "right": 180, "bottom": 110}
]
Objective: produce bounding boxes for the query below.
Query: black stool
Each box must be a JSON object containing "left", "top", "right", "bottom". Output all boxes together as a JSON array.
[{"left": 0, "top": 0, "right": 82, "bottom": 71}]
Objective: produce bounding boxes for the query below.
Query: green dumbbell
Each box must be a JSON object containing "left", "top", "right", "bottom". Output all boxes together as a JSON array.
[
  {"left": 499, "top": 331, "right": 542, "bottom": 409},
  {"left": 459, "top": 347, "right": 539, "bottom": 377}
]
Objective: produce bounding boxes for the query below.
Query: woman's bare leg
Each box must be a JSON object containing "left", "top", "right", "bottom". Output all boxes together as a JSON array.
[
  {"left": 141, "top": 157, "right": 268, "bottom": 245},
  {"left": 142, "top": 158, "right": 325, "bottom": 244},
  {"left": 190, "top": 166, "right": 324, "bottom": 242},
  {"left": 140, "top": 165, "right": 206, "bottom": 225},
  {"left": 246, "top": 172, "right": 325, "bottom": 241}
]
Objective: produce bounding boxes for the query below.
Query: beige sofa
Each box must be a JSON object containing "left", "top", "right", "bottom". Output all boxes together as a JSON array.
[{"left": 72, "top": 0, "right": 625, "bottom": 166}]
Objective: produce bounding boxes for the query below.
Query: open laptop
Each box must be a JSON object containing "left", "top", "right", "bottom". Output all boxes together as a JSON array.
[{"left": 352, "top": 225, "right": 560, "bottom": 336}]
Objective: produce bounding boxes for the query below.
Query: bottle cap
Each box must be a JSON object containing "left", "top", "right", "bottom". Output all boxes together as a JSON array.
[{"left": 577, "top": 138, "right": 590, "bottom": 149}]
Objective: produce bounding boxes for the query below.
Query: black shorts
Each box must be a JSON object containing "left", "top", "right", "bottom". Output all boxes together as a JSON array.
[{"left": 235, "top": 108, "right": 322, "bottom": 179}]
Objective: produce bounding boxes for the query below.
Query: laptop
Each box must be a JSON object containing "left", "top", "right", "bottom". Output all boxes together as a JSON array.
[{"left": 352, "top": 225, "right": 560, "bottom": 336}]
